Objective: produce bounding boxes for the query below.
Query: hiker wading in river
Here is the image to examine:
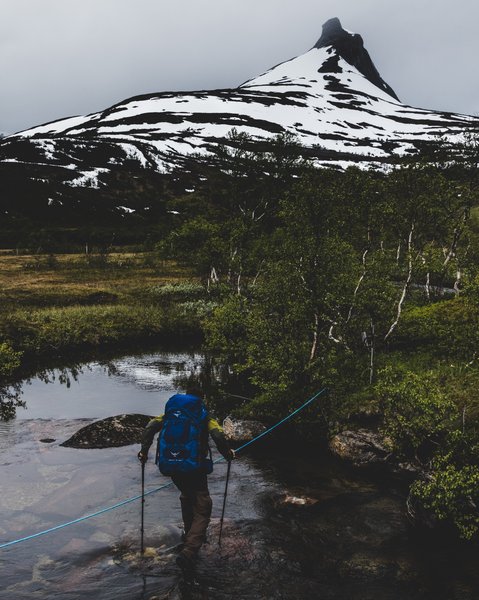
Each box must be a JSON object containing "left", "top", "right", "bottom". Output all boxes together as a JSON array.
[{"left": 137, "top": 387, "right": 234, "bottom": 571}]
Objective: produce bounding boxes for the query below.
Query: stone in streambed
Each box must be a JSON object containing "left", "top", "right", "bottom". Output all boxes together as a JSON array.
[
  {"left": 329, "top": 429, "right": 421, "bottom": 478},
  {"left": 89, "top": 531, "right": 115, "bottom": 545},
  {"left": 58, "top": 537, "right": 90, "bottom": 555},
  {"left": 329, "top": 429, "right": 392, "bottom": 468},
  {"left": 338, "top": 554, "right": 395, "bottom": 580},
  {"left": 282, "top": 493, "right": 319, "bottom": 506},
  {"left": 62, "top": 413, "right": 265, "bottom": 449},
  {"left": 223, "top": 416, "right": 266, "bottom": 443},
  {"left": 60, "top": 414, "right": 153, "bottom": 449}
]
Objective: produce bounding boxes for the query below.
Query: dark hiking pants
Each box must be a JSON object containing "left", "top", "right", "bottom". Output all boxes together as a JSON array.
[{"left": 171, "top": 471, "right": 212, "bottom": 558}]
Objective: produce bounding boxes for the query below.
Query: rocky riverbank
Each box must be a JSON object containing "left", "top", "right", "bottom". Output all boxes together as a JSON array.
[
  {"left": 59, "top": 414, "right": 465, "bottom": 542},
  {"left": 60, "top": 414, "right": 267, "bottom": 449},
  {"left": 3, "top": 414, "right": 479, "bottom": 599}
]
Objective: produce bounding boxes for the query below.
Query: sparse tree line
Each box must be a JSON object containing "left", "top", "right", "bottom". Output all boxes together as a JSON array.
[
  {"left": 159, "top": 131, "right": 479, "bottom": 539},
  {"left": 2, "top": 129, "right": 479, "bottom": 538}
]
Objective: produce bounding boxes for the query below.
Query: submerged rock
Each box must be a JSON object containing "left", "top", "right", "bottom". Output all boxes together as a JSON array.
[
  {"left": 338, "top": 554, "right": 397, "bottom": 581},
  {"left": 282, "top": 493, "right": 319, "bottom": 507},
  {"left": 61, "top": 414, "right": 153, "bottom": 448},
  {"left": 223, "top": 416, "right": 266, "bottom": 443}
]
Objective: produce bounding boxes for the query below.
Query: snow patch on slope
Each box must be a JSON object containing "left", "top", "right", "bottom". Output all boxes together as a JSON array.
[
  {"left": 3, "top": 35, "right": 479, "bottom": 182},
  {"left": 67, "top": 167, "right": 109, "bottom": 188}
]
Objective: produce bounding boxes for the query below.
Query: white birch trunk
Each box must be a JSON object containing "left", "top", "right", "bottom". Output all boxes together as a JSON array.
[
  {"left": 236, "top": 267, "right": 242, "bottom": 295},
  {"left": 443, "top": 210, "right": 468, "bottom": 267},
  {"left": 346, "top": 247, "right": 369, "bottom": 324},
  {"left": 384, "top": 223, "right": 415, "bottom": 341},
  {"left": 328, "top": 323, "right": 342, "bottom": 344},
  {"left": 454, "top": 268, "right": 462, "bottom": 295},
  {"left": 309, "top": 313, "right": 319, "bottom": 362},
  {"left": 369, "top": 319, "right": 375, "bottom": 385}
]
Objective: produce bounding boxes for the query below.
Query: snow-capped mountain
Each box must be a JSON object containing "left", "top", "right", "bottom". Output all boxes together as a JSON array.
[{"left": 1, "top": 18, "right": 477, "bottom": 198}]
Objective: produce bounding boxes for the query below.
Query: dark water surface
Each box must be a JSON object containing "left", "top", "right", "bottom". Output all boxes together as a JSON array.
[{"left": 1, "top": 350, "right": 479, "bottom": 599}]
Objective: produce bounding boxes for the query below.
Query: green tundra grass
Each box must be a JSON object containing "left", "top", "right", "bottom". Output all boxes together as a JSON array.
[{"left": 0, "top": 250, "right": 207, "bottom": 368}]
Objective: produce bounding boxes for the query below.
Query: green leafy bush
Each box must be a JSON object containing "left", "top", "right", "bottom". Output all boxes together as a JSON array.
[
  {"left": 177, "top": 300, "right": 218, "bottom": 318},
  {"left": 149, "top": 282, "right": 206, "bottom": 302},
  {"left": 0, "top": 342, "right": 24, "bottom": 421},
  {"left": 23, "top": 254, "right": 60, "bottom": 271},
  {"left": 0, "top": 342, "right": 22, "bottom": 377},
  {"left": 375, "top": 367, "right": 458, "bottom": 458},
  {"left": 411, "top": 454, "right": 479, "bottom": 539},
  {"left": 398, "top": 299, "right": 479, "bottom": 359},
  {"left": 0, "top": 304, "right": 202, "bottom": 357},
  {"left": 204, "top": 295, "right": 249, "bottom": 367}
]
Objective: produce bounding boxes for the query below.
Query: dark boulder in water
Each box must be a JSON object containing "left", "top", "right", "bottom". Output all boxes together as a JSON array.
[
  {"left": 62, "top": 413, "right": 266, "bottom": 450},
  {"left": 61, "top": 414, "right": 153, "bottom": 448}
]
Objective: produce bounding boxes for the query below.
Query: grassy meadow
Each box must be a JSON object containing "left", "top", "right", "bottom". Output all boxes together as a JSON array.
[{"left": 0, "top": 249, "right": 206, "bottom": 372}]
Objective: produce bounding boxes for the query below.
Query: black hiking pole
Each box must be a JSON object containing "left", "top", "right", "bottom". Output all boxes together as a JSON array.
[
  {"left": 218, "top": 460, "right": 232, "bottom": 547},
  {"left": 140, "top": 461, "right": 145, "bottom": 555}
]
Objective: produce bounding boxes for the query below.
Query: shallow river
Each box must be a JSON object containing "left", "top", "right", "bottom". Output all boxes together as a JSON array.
[{"left": 1, "top": 350, "right": 479, "bottom": 599}]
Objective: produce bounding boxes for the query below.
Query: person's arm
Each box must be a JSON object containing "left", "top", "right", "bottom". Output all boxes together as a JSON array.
[
  {"left": 208, "top": 417, "right": 235, "bottom": 461},
  {"left": 138, "top": 416, "right": 163, "bottom": 463}
]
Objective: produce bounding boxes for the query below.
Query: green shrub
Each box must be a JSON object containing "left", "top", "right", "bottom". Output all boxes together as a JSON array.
[
  {"left": 0, "top": 342, "right": 24, "bottom": 421},
  {"left": 375, "top": 367, "right": 458, "bottom": 458},
  {"left": 23, "top": 254, "right": 59, "bottom": 271},
  {"left": 398, "top": 299, "right": 479, "bottom": 359},
  {"left": 204, "top": 295, "right": 249, "bottom": 366},
  {"left": 411, "top": 454, "right": 479, "bottom": 539},
  {"left": 84, "top": 252, "right": 110, "bottom": 268},
  {"left": 177, "top": 300, "right": 218, "bottom": 318},
  {"left": 149, "top": 282, "right": 206, "bottom": 302},
  {"left": 0, "top": 304, "right": 202, "bottom": 356},
  {"left": 0, "top": 342, "right": 22, "bottom": 378}
]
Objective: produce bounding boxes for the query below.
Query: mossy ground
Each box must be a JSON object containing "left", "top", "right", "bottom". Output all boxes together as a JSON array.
[{"left": 0, "top": 250, "right": 204, "bottom": 370}]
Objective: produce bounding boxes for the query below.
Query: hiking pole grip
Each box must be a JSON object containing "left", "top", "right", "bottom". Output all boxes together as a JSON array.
[
  {"left": 140, "top": 461, "right": 145, "bottom": 555},
  {"left": 218, "top": 459, "right": 232, "bottom": 547}
]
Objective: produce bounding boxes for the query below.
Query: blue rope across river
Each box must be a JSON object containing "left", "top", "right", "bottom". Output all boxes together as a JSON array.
[{"left": 0, "top": 388, "right": 328, "bottom": 550}]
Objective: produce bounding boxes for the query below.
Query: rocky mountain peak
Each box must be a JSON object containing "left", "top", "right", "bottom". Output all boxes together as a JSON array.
[
  {"left": 314, "top": 17, "right": 399, "bottom": 101},
  {"left": 315, "top": 17, "right": 359, "bottom": 48}
]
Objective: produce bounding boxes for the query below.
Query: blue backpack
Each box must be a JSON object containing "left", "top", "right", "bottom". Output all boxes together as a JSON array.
[{"left": 155, "top": 394, "right": 213, "bottom": 475}]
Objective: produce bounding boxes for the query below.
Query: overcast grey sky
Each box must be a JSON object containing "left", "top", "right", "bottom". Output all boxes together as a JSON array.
[{"left": 2, "top": 0, "right": 479, "bottom": 135}]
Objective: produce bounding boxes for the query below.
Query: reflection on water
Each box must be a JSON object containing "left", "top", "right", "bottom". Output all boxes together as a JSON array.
[
  {"left": 0, "top": 349, "right": 273, "bottom": 599},
  {"left": 0, "top": 421, "right": 270, "bottom": 600},
  {"left": 15, "top": 351, "right": 206, "bottom": 420},
  {"left": 109, "top": 353, "right": 205, "bottom": 391},
  {"left": 0, "top": 420, "right": 17, "bottom": 452}
]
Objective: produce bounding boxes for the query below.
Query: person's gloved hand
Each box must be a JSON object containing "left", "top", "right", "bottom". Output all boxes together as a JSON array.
[
  {"left": 138, "top": 451, "right": 148, "bottom": 464},
  {"left": 226, "top": 449, "right": 236, "bottom": 462}
]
